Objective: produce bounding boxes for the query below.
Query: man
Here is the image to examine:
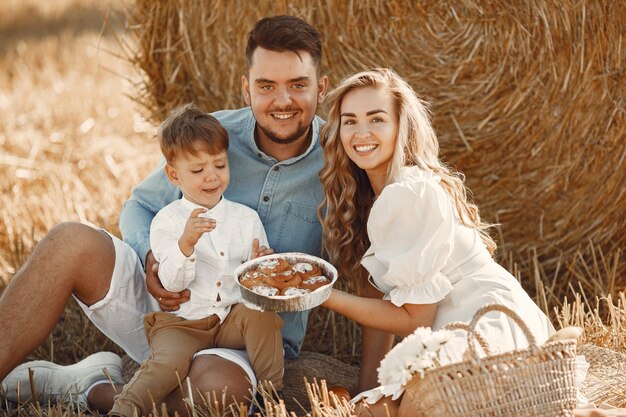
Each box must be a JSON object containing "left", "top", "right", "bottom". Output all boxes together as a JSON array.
[{"left": 0, "top": 15, "right": 328, "bottom": 413}]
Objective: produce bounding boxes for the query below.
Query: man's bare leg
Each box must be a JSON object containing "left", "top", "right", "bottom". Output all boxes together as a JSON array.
[
  {"left": 163, "top": 356, "right": 253, "bottom": 414},
  {"left": 0, "top": 222, "right": 115, "bottom": 380},
  {"left": 86, "top": 383, "right": 122, "bottom": 412}
]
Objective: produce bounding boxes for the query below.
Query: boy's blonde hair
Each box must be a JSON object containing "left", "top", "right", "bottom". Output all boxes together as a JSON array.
[{"left": 158, "top": 104, "right": 228, "bottom": 164}]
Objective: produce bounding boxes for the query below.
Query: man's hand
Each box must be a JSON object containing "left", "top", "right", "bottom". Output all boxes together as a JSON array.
[
  {"left": 251, "top": 238, "right": 274, "bottom": 259},
  {"left": 145, "top": 251, "right": 190, "bottom": 311},
  {"left": 179, "top": 208, "right": 216, "bottom": 256}
]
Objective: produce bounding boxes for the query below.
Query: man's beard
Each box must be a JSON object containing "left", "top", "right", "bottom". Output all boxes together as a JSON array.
[{"left": 258, "top": 121, "right": 311, "bottom": 145}]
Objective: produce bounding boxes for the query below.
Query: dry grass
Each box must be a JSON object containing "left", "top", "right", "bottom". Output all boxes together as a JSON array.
[
  {"left": 0, "top": 0, "right": 159, "bottom": 281},
  {"left": 0, "top": 0, "right": 160, "bottom": 362},
  {"left": 0, "top": 1, "right": 625, "bottom": 416}
]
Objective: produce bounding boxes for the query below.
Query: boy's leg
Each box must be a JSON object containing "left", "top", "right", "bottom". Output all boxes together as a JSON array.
[
  {"left": 112, "top": 312, "right": 218, "bottom": 417},
  {"left": 0, "top": 223, "right": 115, "bottom": 380},
  {"left": 215, "top": 304, "right": 284, "bottom": 390}
]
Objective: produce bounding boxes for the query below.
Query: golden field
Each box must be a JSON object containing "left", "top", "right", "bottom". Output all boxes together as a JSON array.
[{"left": 0, "top": 0, "right": 159, "bottom": 364}]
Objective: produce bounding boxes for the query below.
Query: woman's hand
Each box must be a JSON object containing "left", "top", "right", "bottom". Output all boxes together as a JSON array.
[{"left": 145, "top": 250, "right": 190, "bottom": 311}]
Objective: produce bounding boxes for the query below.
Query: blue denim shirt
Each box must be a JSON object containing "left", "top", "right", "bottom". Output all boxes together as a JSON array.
[{"left": 119, "top": 107, "right": 325, "bottom": 358}]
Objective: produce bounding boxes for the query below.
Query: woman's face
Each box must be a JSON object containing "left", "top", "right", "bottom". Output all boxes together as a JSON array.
[{"left": 339, "top": 86, "right": 399, "bottom": 193}]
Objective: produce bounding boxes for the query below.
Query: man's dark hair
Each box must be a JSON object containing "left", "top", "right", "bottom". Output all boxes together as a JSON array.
[{"left": 245, "top": 15, "right": 322, "bottom": 74}]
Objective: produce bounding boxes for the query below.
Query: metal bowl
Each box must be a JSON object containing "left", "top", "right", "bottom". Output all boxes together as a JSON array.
[{"left": 235, "top": 252, "right": 338, "bottom": 312}]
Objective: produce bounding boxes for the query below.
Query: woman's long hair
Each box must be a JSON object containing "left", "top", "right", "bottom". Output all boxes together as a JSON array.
[{"left": 318, "top": 68, "right": 496, "bottom": 286}]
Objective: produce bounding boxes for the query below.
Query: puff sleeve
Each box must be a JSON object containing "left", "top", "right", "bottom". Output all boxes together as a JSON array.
[{"left": 362, "top": 177, "right": 455, "bottom": 306}]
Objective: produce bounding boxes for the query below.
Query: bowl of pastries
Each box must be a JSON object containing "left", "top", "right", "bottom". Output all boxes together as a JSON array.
[{"left": 235, "top": 253, "right": 338, "bottom": 312}]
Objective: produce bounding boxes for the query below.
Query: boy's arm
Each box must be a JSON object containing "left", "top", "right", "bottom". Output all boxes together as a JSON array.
[{"left": 150, "top": 213, "right": 196, "bottom": 293}]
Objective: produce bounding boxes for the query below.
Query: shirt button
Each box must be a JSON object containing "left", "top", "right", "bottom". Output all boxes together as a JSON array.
[
  {"left": 216, "top": 281, "right": 222, "bottom": 287},
  {"left": 190, "top": 257, "right": 195, "bottom": 263},
  {"left": 263, "top": 196, "right": 269, "bottom": 202},
  {"left": 220, "top": 251, "right": 224, "bottom": 256},
  {"left": 273, "top": 166, "right": 279, "bottom": 171}
]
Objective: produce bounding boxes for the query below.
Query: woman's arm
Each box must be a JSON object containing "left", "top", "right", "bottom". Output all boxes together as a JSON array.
[
  {"left": 322, "top": 288, "right": 437, "bottom": 337},
  {"left": 323, "top": 283, "right": 437, "bottom": 391},
  {"left": 357, "top": 283, "right": 394, "bottom": 392},
  {"left": 359, "top": 324, "right": 394, "bottom": 392}
]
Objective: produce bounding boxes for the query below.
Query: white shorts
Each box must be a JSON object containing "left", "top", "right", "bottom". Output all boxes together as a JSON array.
[{"left": 72, "top": 231, "right": 255, "bottom": 384}]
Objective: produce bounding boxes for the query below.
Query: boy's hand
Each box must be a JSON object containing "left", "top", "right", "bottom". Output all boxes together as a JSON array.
[
  {"left": 179, "top": 207, "right": 216, "bottom": 256},
  {"left": 145, "top": 251, "right": 190, "bottom": 311},
  {"left": 251, "top": 238, "right": 274, "bottom": 259}
]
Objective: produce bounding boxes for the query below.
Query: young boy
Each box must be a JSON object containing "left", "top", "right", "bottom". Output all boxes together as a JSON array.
[{"left": 111, "top": 104, "right": 284, "bottom": 417}]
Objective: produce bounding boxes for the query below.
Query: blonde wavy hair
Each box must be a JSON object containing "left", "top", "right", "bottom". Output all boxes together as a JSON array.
[{"left": 319, "top": 68, "right": 496, "bottom": 285}]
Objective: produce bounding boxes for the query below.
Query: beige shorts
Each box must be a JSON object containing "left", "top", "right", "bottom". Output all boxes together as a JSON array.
[{"left": 72, "top": 231, "right": 256, "bottom": 387}]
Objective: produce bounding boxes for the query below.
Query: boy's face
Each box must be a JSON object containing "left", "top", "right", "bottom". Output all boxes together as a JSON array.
[
  {"left": 165, "top": 146, "right": 230, "bottom": 209},
  {"left": 242, "top": 48, "right": 328, "bottom": 147}
]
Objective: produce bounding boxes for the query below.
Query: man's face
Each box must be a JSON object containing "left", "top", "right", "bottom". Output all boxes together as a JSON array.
[{"left": 242, "top": 48, "right": 327, "bottom": 146}]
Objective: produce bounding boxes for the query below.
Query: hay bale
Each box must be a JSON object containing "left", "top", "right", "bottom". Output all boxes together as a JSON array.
[
  {"left": 124, "top": 1, "right": 626, "bottom": 297},
  {"left": 283, "top": 351, "right": 358, "bottom": 411}
]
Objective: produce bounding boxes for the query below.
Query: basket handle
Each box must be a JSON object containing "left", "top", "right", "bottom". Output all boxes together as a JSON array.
[
  {"left": 466, "top": 303, "right": 540, "bottom": 362},
  {"left": 443, "top": 321, "right": 492, "bottom": 356}
]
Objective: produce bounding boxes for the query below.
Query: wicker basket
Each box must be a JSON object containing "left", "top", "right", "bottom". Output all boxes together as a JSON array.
[{"left": 405, "top": 304, "right": 578, "bottom": 417}]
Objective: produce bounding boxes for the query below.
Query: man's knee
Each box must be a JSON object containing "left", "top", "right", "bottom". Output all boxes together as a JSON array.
[
  {"left": 188, "top": 356, "right": 252, "bottom": 396},
  {"left": 43, "top": 223, "right": 116, "bottom": 304},
  {"left": 46, "top": 222, "right": 111, "bottom": 258}
]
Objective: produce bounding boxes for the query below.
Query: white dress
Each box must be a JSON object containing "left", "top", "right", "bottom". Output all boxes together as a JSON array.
[{"left": 356, "top": 166, "right": 560, "bottom": 403}]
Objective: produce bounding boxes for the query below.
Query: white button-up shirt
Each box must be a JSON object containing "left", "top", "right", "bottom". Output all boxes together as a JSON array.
[{"left": 150, "top": 196, "right": 268, "bottom": 321}]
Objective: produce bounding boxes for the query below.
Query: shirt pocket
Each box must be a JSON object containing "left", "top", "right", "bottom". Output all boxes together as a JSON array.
[{"left": 276, "top": 201, "right": 322, "bottom": 255}]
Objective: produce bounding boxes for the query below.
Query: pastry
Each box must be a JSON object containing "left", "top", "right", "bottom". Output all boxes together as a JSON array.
[
  {"left": 281, "top": 287, "right": 310, "bottom": 296},
  {"left": 292, "top": 262, "right": 322, "bottom": 279},
  {"left": 265, "top": 272, "right": 302, "bottom": 291},
  {"left": 249, "top": 284, "right": 279, "bottom": 297},
  {"left": 240, "top": 257, "right": 331, "bottom": 296},
  {"left": 300, "top": 275, "right": 331, "bottom": 291},
  {"left": 239, "top": 270, "right": 267, "bottom": 288},
  {"left": 256, "top": 258, "right": 291, "bottom": 275}
]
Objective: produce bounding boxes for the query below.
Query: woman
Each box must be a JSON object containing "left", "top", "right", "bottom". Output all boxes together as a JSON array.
[{"left": 318, "top": 68, "right": 618, "bottom": 416}]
